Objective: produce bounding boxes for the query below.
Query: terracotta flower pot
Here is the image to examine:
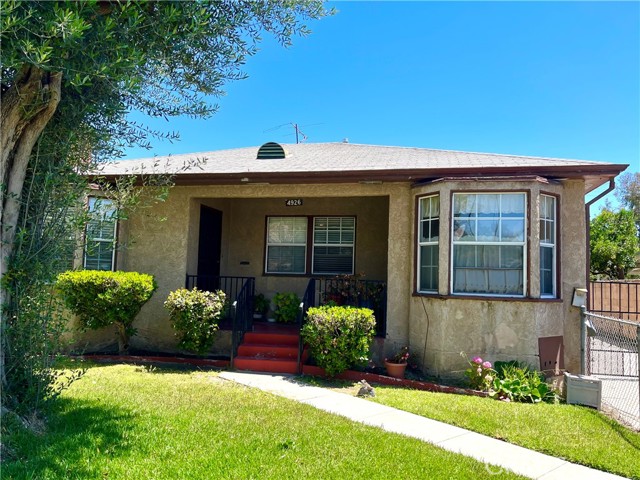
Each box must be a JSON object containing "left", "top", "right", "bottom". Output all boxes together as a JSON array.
[{"left": 384, "top": 360, "right": 407, "bottom": 379}]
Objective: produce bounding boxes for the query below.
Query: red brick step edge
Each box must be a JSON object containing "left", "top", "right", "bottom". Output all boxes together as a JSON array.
[
  {"left": 79, "top": 354, "right": 230, "bottom": 368},
  {"left": 302, "top": 365, "right": 488, "bottom": 398}
]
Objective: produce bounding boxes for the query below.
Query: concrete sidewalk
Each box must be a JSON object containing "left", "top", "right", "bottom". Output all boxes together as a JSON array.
[{"left": 219, "top": 371, "right": 626, "bottom": 480}]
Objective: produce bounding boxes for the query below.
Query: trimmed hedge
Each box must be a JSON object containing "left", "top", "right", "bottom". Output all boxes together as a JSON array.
[
  {"left": 164, "top": 288, "right": 226, "bottom": 355},
  {"left": 56, "top": 270, "right": 157, "bottom": 353},
  {"left": 301, "top": 306, "right": 376, "bottom": 376}
]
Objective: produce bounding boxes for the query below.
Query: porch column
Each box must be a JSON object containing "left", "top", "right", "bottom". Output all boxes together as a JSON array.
[{"left": 385, "top": 185, "right": 412, "bottom": 350}]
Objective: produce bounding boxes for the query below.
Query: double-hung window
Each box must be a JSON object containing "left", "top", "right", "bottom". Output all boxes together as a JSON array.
[
  {"left": 265, "top": 216, "right": 355, "bottom": 275},
  {"left": 452, "top": 193, "right": 526, "bottom": 296},
  {"left": 417, "top": 195, "right": 439, "bottom": 293},
  {"left": 84, "top": 197, "right": 117, "bottom": 271},
  {"left": 312, "top": 217, "right": 355, "bottom": 274},
  {"left": 265, "top": 217, "right": 308, "bottom": 274},
  {"left": 539, "top": 195, "right": 556, "bottom": 297}
]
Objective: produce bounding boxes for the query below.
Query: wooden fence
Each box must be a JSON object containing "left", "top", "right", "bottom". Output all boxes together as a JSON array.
[{"left": 589, "top": 281, "right": 640, "bottom": 322}]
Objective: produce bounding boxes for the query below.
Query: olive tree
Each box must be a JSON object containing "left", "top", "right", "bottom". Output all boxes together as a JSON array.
[{"left": 1, "top": 0, "right": 330, "bottom": 414}]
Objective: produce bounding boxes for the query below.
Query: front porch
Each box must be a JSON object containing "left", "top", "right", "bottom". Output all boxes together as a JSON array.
[{"left": 185, "top": 274, "right": 387, "bottom": 373}]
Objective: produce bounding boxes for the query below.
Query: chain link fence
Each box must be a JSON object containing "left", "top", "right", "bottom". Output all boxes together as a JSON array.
[{"left": 584, "top": 311, "right": 639, "bottom": 430}]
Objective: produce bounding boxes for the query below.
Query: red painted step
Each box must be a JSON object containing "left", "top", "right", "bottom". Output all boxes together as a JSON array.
[
  {"left": 243, "top": 332, "right": 299, "bottom": 346},
  {"left": 237, "top": 344, "right": 298, "bottom": 359},
  {"left": 234, "top": 356, "right": 298, "bottom": 374},
  {"left": 234, "top": 327, "right": 303, "bottom": 374}
]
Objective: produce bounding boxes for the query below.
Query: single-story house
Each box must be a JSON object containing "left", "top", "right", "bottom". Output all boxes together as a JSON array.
[{"left": 73, "top": 141, "right": 627, "bottom": 377}]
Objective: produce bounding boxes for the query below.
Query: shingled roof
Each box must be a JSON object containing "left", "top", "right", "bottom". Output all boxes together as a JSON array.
[{"left": 97, "top": 142, "right": 627, "bottom": 193}]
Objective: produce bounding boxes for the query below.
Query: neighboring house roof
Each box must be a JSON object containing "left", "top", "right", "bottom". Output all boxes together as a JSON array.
[{"left": 97, "top": 142, "right": 627, "bottom": 193}]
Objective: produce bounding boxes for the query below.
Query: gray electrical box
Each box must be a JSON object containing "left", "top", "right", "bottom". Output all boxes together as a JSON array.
[{"left": 564, "top": 372, "right": 602, "bottom": 410}]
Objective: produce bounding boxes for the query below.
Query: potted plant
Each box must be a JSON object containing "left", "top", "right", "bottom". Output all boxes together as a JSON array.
[
  {"left": 273, "top": 292, "right": 301, "bottom": 324},
  {"left": 384, "top": 346, "right": 410, "bottom": 378},
  {"left": 253, "top": 293, "right": 270, "bottom": 320}
]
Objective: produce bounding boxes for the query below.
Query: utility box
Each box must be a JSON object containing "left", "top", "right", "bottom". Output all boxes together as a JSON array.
[{"left": 564, "top": 372, "right": 602, "bottom": 410}]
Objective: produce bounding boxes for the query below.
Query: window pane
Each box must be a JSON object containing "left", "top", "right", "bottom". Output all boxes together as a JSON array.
[
  {"left": 453, "top": 218, "right": 475, "bottom": 241},
  {"left": 268, "top": 217, "right": 307, "bottom": 244},
  {"left": 477, "top": 195, "right": 499, "bottom": 217},
  {"left": 501, "top": 194, "right": 525, "bottom": 217},
  {"left": 419, "top": 245, "right": 439, "bottom": 292},
  {"left": 540, "top": 246, "right": 554, "bottom": 296},
  {"left": 430, "top": 195, "right": 440, "bottom": 217},
  {"left": 454, "top": 194, "right": 475, "bottom": 216},
  {"left": 477, "top": 220, "right": 499, "bottom": 241},
  {"left": 84, "top": 240, "right": 114, "bottom": 271},
  {"left": 501, "top": 220, "right": 524, "bottom": 242},
  {"left": 500, "top": 245, "right": 523, "bottom": 268},
  {"left": 313, "top": 246, "right": 353, "bottom": 274},
  {"left": 267, "top": 246, "right": 306, "bottom": 273}
]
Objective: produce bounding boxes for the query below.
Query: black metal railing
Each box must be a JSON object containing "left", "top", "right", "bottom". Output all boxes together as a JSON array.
[
  {"left": 230, "top": 278, "right": 255, "bottom": 367},
  {"left": 315, "top": 276, "right": 387, "bottom": 337},
  {"left": 297, "top": 278, "right": 317, "bottom": 373},
  {"left": 186, "top": 275, "right": 256, "bottom": 328}
]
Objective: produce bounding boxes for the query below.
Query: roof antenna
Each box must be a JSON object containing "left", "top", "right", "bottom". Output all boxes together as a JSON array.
[{"left": 292, "top": 123, "right": 307, "bottom": 144}]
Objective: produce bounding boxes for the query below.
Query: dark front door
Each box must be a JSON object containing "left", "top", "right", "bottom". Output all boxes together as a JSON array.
[{"left": 197, "top": 206, "right": 222, "bottom": 290}]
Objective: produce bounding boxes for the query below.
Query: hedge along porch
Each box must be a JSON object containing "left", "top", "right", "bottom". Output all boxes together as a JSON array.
[{"left": 74, "top": 142, "right": 627, "bottom": 377}]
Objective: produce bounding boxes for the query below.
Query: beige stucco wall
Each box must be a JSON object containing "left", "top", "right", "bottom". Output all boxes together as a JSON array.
[{"left": 407, "top": 178, "right": 586, "bottom": 378}]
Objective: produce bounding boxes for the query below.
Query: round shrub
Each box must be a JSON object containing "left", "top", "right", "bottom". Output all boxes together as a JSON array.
[
  {"left": 273, "top": 292, "right": 301, "bottom": 324},
  {"left": 164, "top": 288, "right": 226, "bottom": 355},
  {"left": 301, "top": 305, "right": 376, "bottom": 376},
  {"left": 56, "top": 270, "right": 157, "bottom": 354}
]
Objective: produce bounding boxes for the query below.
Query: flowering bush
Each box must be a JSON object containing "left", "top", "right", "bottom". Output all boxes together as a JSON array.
[
  {"left": 462, "top": 353, "right": 495, "bottom": 391},
  {"left": 386, "top": 346, "right": 410, "bottom": 364}
]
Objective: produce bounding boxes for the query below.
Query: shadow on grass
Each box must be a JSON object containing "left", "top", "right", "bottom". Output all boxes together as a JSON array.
[
  {"left": 3, "top": 397, "right": 139, "bottom": 479},
  {"left": 585, "top": 408, "right": 640, "bottom": 451}
]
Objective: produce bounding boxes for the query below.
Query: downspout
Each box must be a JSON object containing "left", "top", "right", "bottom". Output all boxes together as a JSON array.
[{"left": 584, "top": 178, "right": 616, "bottom": 303}]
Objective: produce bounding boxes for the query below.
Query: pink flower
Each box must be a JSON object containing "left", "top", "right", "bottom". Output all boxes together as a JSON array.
[
  {"left": 472, "top": 356, "right": 483, "bottom": 364},
  {"left": 476, "top": 367, "right": 482, "bottom": 374},
  {"left": 482, "top": 361, "right": 492, "bottom": 369}
]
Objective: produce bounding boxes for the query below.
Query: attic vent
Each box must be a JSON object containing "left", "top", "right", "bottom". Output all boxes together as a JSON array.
[{"left": 257, "top": 142, "right": 285, "bottom": 159}]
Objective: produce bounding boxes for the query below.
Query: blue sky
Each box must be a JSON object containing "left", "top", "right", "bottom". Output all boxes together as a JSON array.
[{"left": 124, "top": 1, "right": 639, "bottom": 205}]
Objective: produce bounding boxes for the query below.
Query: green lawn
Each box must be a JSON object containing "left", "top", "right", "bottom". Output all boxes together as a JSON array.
[
  {"left": 308, "top": 379, "right": 640, "bottom": 479},
  {"left": 3, "top": 363, "right": 526, "bottom": 480}
]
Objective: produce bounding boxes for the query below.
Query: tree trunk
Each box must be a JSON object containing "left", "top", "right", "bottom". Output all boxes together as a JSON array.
[
  {"left": 1, "top": 65, "right": 62, "bottom": 392},
  {"left": 115, "top": 323, "right": 130, "bottom": 355}
]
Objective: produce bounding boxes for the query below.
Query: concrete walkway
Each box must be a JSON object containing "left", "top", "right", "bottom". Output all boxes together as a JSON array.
[{"left": 219, "top": 371, "right": 626, "bottom": 480}]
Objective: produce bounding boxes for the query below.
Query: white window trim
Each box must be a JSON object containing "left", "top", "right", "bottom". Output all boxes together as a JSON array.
[
  {"left": 540, "top": 194, "right": 557, "bottom": 298},
  {"left": 311, "top": 216, "right": 355, "bottom": 275},
  {"left": 84, "top": 197, "right": 117, "bottom": 271},
  {"left": 450, "top": 192, "right": 527, "bottom": 298},
  {"left": 417, "top": 194, "right": 439, "bottom": 294},
  {"left": 264, "top": 217, "right": 308, "bottom": 274}
]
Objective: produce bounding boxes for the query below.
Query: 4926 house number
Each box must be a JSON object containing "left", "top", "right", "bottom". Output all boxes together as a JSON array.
[{"left": 285, "top": 199, "right": 303, "bottom": 206}]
